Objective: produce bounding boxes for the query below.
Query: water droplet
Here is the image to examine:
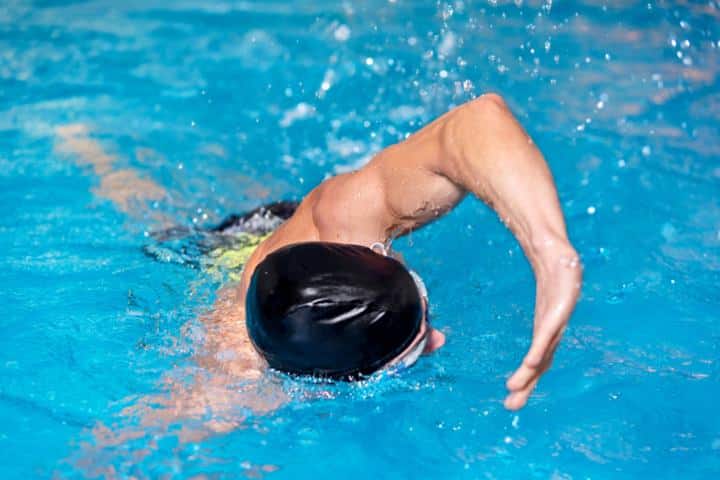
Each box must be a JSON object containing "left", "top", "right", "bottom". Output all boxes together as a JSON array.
[
  {"left": 606, "top": 291, "right": 624, "bottom": 304},
  {"left": 334, "top": 24, "right": 351, "bottom": 42},
  {"left": 365, "top": 57, "right": 374, "bottom": 66},
  {"left": 641, "top": 146, "right": 651, "bottom": 156},
  {"left": 587, "top": 206, "right": 596, "bottom": 215}
]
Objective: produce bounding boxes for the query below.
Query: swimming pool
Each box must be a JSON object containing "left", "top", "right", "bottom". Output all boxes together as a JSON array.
[{"left": 1, "top": 0, "right": 719, "bottom": 477}]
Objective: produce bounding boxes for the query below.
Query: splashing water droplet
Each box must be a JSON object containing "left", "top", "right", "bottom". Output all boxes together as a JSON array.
[{"left": 333, "top": 24, "right": 351, "bottom": 42}]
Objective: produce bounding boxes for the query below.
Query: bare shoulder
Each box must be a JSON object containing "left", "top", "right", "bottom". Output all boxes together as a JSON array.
[{"left": 310, "top": 170, "right": 390, "bottom": 244}]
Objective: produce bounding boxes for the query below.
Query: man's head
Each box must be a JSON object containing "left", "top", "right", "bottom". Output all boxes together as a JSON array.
[{"left": 245, "top": 242, "right": 434, "bottom": 379}]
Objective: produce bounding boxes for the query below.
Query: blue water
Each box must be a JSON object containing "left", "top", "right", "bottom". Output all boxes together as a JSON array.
[{"left": 2, "top": 0, "right": 719, "bottom": 478}]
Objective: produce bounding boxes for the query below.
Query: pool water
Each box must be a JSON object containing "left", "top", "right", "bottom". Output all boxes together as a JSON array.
[{"left": 2, "top": 0, "right": 719, "bottom": 478}]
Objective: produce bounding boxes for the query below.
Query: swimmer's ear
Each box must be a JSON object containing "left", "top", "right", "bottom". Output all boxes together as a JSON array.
[{"left": 423, "top": 328, "right": 446, "bottom": 355}]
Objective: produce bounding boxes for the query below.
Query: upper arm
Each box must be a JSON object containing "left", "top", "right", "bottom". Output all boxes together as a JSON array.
[{"left": 362, "top": 117, "right": 467, "bottom": 233}]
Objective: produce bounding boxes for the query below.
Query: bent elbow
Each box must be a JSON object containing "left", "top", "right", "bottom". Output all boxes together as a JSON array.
[{"left": 462, "top": 92, "right": 509, "bottom": 118}]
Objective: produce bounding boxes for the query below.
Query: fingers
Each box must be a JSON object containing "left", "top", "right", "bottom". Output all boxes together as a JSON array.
[
  {"left": 506, "top": 361, "right": 537, "bottom": 392},
  {"left": 504, "top": 377, "right": 539, "bottom": 410},
  {"left": 524, "top": 325, "right": 557, "bottom": 368},
  {"left": 505, "top": 358, "right": 547, "bottom": 399},
  {"left": 508, "top": 327, "right": 564, "bottom": 390},
  {"left": 504, "top": 331, "right": 564, "bottom": 410}
]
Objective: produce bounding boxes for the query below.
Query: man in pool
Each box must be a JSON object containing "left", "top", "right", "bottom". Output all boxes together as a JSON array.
[
  {"left": 57, "top": 93, "right": 581, "bottom": 412},
  {"left": 229, "top": 93, "right": 582, "bottom": 410}
]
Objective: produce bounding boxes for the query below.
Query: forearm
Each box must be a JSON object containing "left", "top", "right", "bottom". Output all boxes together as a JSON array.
[
  {"left": 437, "top": 94, "right": 577, "bottom": 270},
  {"left": 429, "top": 94, "right": 581, "bottom": 409}
]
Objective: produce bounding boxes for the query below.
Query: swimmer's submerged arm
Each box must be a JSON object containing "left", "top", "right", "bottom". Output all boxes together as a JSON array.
[{"left": 398, "top": 94, "right": 582, "bottom": 410}]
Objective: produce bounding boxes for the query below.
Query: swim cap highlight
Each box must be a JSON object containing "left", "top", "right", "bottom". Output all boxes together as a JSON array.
[{"left": 246, "top": 242, "right": 423, "bottom": 379}]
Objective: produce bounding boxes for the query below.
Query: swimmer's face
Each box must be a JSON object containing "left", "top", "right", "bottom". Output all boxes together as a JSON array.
[{"left": 386, "top": 297, "right": 445, "bottom": 370}]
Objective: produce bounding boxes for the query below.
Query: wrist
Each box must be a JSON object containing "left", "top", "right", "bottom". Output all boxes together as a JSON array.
[{"left": 528, "top": 233, "right": 581, "bottom": 280}]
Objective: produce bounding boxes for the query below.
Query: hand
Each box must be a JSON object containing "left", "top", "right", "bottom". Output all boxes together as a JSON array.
[{"left": 504, "top": 247, "right": 582, "bottom": 410}]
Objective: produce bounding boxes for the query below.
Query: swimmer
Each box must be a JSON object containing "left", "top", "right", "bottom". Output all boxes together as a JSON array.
[
  {"left": 231, "top": 93, "right": 582, "bottom": 410},
  {"left": 58, "top": 94, "right": 582, "bottom": 415}
]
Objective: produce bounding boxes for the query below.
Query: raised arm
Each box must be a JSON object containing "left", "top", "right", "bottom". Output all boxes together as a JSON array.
[
  {"left": 441, "top": 94, "right": 582, "bottom": 409},
  {"left": 371, "top": 94, "right": 582, "bottom": 410}
]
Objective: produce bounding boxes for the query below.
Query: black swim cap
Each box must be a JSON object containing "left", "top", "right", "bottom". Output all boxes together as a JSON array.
[{"left": 246, "top": 242, "right": 423, "bottom": 379}]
